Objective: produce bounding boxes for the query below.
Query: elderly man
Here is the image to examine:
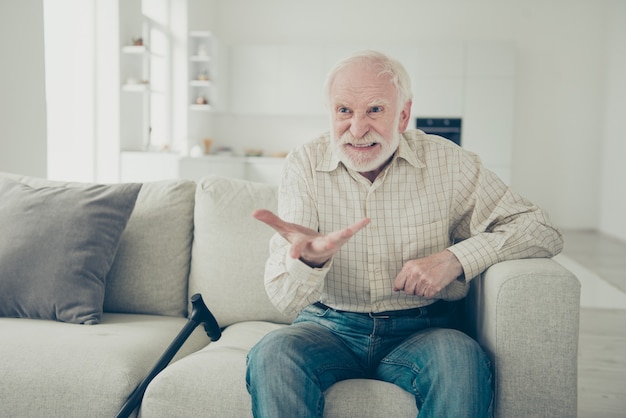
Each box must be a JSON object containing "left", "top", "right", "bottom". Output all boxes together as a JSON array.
[{"left": 246, "top": 50, "right": 562, "bottom": 418}]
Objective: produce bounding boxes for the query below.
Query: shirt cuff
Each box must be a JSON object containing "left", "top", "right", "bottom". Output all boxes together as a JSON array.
[
  {"left": 285, "top": 255, "right": 331, "bottom": 286},
  {"left": 448, "top": 235, "right": 500, "bottom": 280}
]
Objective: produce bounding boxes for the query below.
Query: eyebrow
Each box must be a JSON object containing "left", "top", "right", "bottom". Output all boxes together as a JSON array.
[
  {"left": 332, "top": 98, "right": 390, "bottom": 109},
  {"left": 368, "top": 98, "right": 389, "bottom": 107}
]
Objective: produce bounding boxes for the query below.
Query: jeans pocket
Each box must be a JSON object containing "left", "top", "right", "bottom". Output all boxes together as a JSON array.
[{"left": 295, "top": 304, "right": 330, "bottom": 324}]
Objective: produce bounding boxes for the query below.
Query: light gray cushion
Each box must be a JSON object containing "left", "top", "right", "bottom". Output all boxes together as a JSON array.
[
  {"left": 467, "top": 258, "right": 580, "bottom": 417},
  {"left": 141, "top": 321, "right": 285, "bottom": 418},
  {"left": 141, "top": 321, "right": 418, "bottom": 418},
  {"left": 188, "top": 176, "right": 295, "bottom": 327},
  {"left": 104, "top": 179, "right": 196, "bottom": 317},
  {"left": 0, "top": 313, "right": 209, "bottom": 417},
  {"left": 0, "top": 178, "right": 141, "bottom": 324}
]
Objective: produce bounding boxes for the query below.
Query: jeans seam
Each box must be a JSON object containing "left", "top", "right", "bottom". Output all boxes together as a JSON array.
[
  {"left": 378, "top": 357, "right": 424, "bottom": 403},
  {"left": 379, "top": 357, "right": 422, "bottom": 374},
  {"left": 315, "top": 364, "right": 360, "bottom": 375}
]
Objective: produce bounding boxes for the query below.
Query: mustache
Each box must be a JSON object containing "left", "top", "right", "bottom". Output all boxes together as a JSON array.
[{"left": 339, "top": 131, "right": 385, "bottom": 145}]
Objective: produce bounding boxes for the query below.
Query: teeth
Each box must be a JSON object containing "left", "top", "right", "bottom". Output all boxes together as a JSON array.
[{"left": 351, "top": 143, "right": 375, "bottom": 148}]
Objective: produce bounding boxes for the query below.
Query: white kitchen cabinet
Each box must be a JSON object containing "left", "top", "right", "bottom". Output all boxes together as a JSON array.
[
  {"left": 462, "top": 78, "right": 514, "bottom": 171},
  {"left": 179, "top": 156, "right": 247, "bottom": 182},
  {"left": 412, "top": 77, "right": 465, "bottom": 117},
  {"left": 120, "top": 151, "right": 180, "bottom": 182},
  {"left": 462, "top": 41, "right": 515, "bottom": 184},
  {"left": 230, "top": 45, "right": 326, "bottom": 115},
  {"left": 179, "top": 156, "right": 285, "bottom": 185},
  {"left": 246, "top": 157, "right": 285, "bottom": 185},
  {"left": 230, "top": 45, "right": 280, "bottom": 114}
]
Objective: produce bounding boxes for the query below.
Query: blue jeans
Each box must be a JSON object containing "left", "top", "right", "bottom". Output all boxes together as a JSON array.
[{"left": 246, "top": 301, "right": 493, "bottom": 418}]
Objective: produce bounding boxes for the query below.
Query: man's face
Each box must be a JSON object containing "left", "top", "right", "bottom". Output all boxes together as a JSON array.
[{"left": 329, "top": 63, "right": 411, "bottom": 176}]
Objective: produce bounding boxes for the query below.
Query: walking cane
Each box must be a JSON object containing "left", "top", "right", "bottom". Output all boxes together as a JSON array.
[{"left": 115, "top": 293, "right": 221, "bottom": 418}]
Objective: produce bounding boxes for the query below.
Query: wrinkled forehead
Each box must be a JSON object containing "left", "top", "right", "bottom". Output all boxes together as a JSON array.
[{"left": 330, "top": 63, "right": 397, "bottom": 105}]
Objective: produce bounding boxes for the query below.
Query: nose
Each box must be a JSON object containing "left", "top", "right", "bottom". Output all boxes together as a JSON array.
[{"left": 349, "top": 112, "right": 369, "bottom": 139}]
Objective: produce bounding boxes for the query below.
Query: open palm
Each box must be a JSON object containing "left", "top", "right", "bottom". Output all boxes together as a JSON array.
[{"left": 253, "top": 209, "right": 370, "bottom": 268}]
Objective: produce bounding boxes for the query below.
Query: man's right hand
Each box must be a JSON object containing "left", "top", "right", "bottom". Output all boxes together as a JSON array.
[{"left": 252, "top": 209, "right": 370, "bottom": 268}]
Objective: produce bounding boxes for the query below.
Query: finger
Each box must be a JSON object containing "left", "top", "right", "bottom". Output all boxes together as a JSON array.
[
  {"left": 347, "top": 217, "right": 371, "bottom": 235},
  {"left": 252, "top": 209, "right": 290, "bottom": 233},
  {"left": 289, "top": 242, "right": 303, "bottom": 260},
  {"left": 424, "top": 284, "right": 441, "bottom": 299},
  {"left": 326, "top": 217, "right": 371, "bottom": 244},
  {"left": 393, "top": 274, "right": 407, "bottom": 292},
  {"left": 252, "top": 208, "right": 279, "bottom": 224}
]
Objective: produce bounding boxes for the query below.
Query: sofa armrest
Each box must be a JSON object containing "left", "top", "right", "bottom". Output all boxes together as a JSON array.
[{"left": 466, "top": 258, "right": 580, "bottom": 418}]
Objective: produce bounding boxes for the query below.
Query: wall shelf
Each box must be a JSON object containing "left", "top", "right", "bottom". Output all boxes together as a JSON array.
[
  {"left": 122, "top": 45, "right": 148, "bottom": 54},
  {"left": 189, "top": 80, "right": 211, "bottom": 87},
  {"left": 190, "top": 55, "right": 211, "bottom": 62},
  {"left": 122, "top": 83, "right": 150, "bottom": 92},
  {"left": 189, "top": 30, "right": 212, "bottom": 38},
  {"left": 188, "top": 31, "right": 214, "bottom": 111},
  {"left": 187, "top": 30, "right": 221, "bottom": 151},
  {"left": 189, "top": 104, "right": 212, "bottom": 111}
]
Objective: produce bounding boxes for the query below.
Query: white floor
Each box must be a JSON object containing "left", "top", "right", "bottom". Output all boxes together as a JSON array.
[
  {"left": 555, "top": 231, "right": 626, "bottom": 417},
  {"left": 554, "top": 253, "right": 626, "bottom": 310}
]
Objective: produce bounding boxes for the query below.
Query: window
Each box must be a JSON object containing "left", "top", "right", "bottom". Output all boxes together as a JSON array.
[{"left": 142, "top": 0, "right": 172, "bottom": 151}]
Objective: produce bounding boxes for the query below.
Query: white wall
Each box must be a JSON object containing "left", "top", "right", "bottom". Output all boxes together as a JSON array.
[
  {"left": 0, "top": 0, "right": 47, "bottom": 178},
  {"left": 599, "top": 0, "right": 626, "bottom": 240},
  {"left": 44, "top": 0, "right": 124, "bottom": 183},
  {"left": 44, "top": 0, "right": 97, "bottom": 182},
  {"left": 209, "top": 0, "right": 620, "bottom": 236},
  {"left": 4, "top": 0, "right": 623, "bottom": 240}
]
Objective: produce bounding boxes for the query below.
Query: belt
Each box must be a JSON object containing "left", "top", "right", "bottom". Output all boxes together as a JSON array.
[{"left": 313, "top": 299, "right": 453, "bottom": 319}]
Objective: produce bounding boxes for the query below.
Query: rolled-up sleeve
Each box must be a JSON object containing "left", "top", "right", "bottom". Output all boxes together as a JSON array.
[{"left": 447, "top": 153, "right": 563, "bottom": 280}]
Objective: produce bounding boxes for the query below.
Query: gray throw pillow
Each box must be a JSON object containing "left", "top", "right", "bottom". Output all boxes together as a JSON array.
[{"left": 0, "top": 178, "right": 141, "bottom": 324}]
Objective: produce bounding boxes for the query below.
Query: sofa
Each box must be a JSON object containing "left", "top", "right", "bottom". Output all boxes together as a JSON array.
[{"left": 0, "top": 172, "right": 581, "bottom": 417}]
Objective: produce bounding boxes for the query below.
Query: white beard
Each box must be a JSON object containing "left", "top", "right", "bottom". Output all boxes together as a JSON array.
[{"left": 331, "top": 130, "right": 400, "bottom": 173}]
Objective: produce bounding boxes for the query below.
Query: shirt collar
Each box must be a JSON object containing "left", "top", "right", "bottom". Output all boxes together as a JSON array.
[
  {"left": 316, "top": 131, "right": 425, "bottom": 173},
  {"left": 316, "top": 133, "right": 341, "bottom": 172}
]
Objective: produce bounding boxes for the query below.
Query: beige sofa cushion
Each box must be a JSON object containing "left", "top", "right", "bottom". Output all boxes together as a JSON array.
[
  {"left": 189, "top": 176, "right": 295, "bottom": 327},
  {"left": 105, "top": 179, "right": 196, "bottom": 316},
  {"left": 141, "top": 321, "right": 418, "bottom": 418},
  {"left": 0, "top": 313, "right": 208, "bottom": 418}
]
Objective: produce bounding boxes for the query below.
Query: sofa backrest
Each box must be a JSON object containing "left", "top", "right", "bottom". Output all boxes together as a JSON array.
[
  {"left": 105, "top": 179, "right": 196, "bottom": 317},
  {"left": 0, "top": 172, "right": 195, "bottom": 318},
  {"left": 189, "top": 176, "right": 296, "bottom": 327}
]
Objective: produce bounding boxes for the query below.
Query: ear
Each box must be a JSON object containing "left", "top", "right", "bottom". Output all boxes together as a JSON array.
[{"left": 398, "top": 100, "right": 412, "bottom": 132}]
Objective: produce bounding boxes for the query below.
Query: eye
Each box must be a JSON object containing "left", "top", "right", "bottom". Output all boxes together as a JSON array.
[
  {"left": 369, "top": 106, "right": 383, "bottom": 113},
  {"left": 336, "top": 107, "right": 352, "bottom": 118}
]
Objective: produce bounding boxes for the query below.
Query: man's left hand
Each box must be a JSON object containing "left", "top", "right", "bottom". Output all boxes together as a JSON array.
[{"left": 393, "top": 250, "right": 464, "bottom": 299}]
